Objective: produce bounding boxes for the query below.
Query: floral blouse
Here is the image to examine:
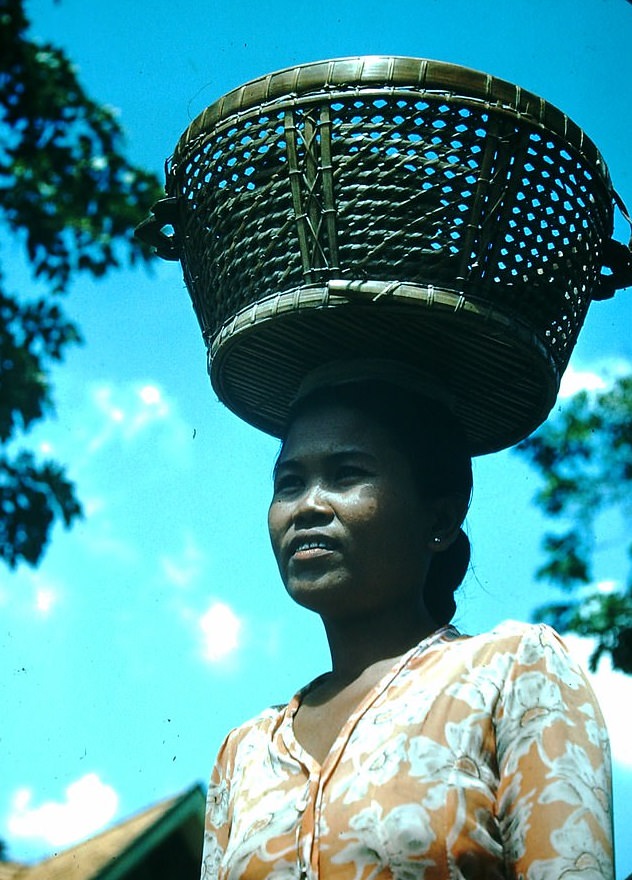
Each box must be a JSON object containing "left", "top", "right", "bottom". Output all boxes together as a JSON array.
[{"left": 200, "top": 621, "right": 613, "bottom": 879}]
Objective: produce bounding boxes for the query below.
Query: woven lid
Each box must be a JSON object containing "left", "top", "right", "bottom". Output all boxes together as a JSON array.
[{"left": 137, "top": 56, "right": 632, "bottom": 454}]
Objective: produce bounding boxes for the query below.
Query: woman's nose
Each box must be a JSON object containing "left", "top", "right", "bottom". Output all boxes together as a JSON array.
[{"left": 293, "top": 482, "right": 332, "bottom": 525}]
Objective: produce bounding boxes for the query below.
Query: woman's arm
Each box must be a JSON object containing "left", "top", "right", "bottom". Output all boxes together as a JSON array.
[
  {"left": 495, "top": 624, "right": 614, "bottom": 879},
  {"left": 200, "top": 736, "right": 233, "bottom": 880}
]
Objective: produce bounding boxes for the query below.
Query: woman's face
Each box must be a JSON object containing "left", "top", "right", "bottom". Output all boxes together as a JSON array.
[{"left": 268, "top": 400, "right": 439, "bottom": 620}]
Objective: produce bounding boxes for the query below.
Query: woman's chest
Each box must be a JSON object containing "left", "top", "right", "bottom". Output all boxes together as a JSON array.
[
  {"left": 227, "top": 704, "right": 503, "bottom": 879},
  {"left": 292, "top": 658, "right": 408, "bottom": 766},
  {"left": 292, "top": 679, "right": 379, "bottom": 766}
]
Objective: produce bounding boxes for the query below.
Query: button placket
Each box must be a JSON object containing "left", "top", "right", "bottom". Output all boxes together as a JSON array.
[{"left": 295, "top": 769, "right": 320, "bottom": 879}]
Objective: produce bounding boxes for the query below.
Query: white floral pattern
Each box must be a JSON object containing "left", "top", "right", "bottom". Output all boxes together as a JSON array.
[
  {"left": 332, "top": 801, "right": 436, "bottom": 880},
  {"left": 201, "top": 622, "right": 613, "bottom": 879}
]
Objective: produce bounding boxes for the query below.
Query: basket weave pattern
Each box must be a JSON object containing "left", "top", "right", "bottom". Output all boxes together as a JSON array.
[
  {"left": 173, "top": 86, "right": 611, "bottom": 371},
  {"left": 136, "top": 57, "right": 631, "bottom": 452}
]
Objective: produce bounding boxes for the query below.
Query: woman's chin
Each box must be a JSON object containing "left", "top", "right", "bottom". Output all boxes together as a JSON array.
[{"left": 284, "top": 573, "right": 350, "bottom": 614}]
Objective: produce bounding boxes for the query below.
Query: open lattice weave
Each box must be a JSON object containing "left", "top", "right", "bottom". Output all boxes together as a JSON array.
[{"left": 139, "top": 57, "right": 629, "bottom": 453}]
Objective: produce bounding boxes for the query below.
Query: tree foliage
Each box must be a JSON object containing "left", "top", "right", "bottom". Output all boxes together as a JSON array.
[
  {"left": 516, "top": 375, "right": 632, "bottom": 673},
  {"left": 0, "top": 0, "right": 163, "bottom": 568}
]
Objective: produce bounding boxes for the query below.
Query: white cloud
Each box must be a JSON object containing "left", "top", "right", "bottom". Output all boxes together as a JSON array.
[
  {"left": 161, "top": 536, "right": 205, "bottom": 588},
  {"left": 89, "top": 382, "right": 173, "bottom": 451},
  {"left": 4, "top": 569, "right": 62, "bottom": 617},
  {"left": 559, "top": 365, "right": 606, "bottom": 398},
  {"left": 199, "top": 600, "right": 243, "bottom": 662},
  {"left": 77, "top": 519, "right": 140, "bottom": 565},
  {"left": 82, "top": 495, "right": 106, "bottom": 517},
  {"left": 31, "top": 380, "right": 186, "bottom": 466},
  {"left": 564, "top": 634, "right": 632, "bottom": 768},
  {"left": 594, "top": 580, "right": 618, "bottom": 595},
  {"left": 8, "top": 773, "right": 119, "bottom": 847},
  {"left": 139, "top": 385, "right": 162, "bottom": 406},
  {"left": 23, "top": 380, "right": 193, "bottom": 496},
  {"left": 34, "top": 587, "right": 57, "bottom": 615},
  {"left": 559, "top": 358, "right": 631, "bottom": 399}
]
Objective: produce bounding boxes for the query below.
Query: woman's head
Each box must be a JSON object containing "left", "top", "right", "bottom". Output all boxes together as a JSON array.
[{"left": 268, "top": 377, "right": 472, "bottom": 625}]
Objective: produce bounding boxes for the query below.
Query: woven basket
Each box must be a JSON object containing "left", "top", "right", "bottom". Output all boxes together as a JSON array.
[{"left": 137, "top": 56, "right": 632, "bottom": 454}]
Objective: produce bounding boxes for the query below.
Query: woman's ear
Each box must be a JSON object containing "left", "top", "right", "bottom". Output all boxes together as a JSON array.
[{"left": 427, "top": 494, "right": 469, "bottom": 552}]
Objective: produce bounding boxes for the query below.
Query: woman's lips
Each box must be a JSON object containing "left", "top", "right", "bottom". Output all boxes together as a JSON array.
[
  {"left": 288, "top": 536, "right": 339, "bottom": 562},
  {"left": 292, "top": 543, "right": 335, "bottom": 561}
]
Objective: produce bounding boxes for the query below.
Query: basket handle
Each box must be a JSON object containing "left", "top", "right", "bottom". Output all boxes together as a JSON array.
[
  {"left": 134, "top": 197, "right": 180, "bottom": 261},
  {"left": 594, "top": 190, "right": 632, "bottom": 300},
  {"left": 135, "top": 194, "right": 632, "bottom": 293}
]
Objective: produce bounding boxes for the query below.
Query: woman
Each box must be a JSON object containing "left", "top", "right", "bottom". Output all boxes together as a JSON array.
[{"left": 201, "top": 365, "right": 613, "bottom": 880}]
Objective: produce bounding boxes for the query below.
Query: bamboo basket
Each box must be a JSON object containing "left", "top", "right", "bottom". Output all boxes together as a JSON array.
[{"left": 137, "top": 56, "right": 632, "bottom": 454}]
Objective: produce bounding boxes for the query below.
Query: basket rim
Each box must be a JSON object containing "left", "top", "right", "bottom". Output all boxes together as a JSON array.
[
  {"left": 206, "top": 281, "right": 560, "bottom": 455},
  {"left": 207, "top": 280, "right": 557, "bottom": 368},
  {"left": 171, "top": 55, "right": 611, "bottom": 190}
]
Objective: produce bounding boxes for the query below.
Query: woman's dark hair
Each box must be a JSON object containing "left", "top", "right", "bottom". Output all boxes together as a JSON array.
[{"left": 283, "top": 380, "right": 473, "bottom": 625}]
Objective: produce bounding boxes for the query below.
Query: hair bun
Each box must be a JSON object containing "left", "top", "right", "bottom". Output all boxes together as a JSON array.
[{"left": 424, "top": 529, "right": 471, "bottom": 625}]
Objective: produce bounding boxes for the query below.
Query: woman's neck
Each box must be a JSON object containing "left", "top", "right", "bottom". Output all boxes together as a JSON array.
[{"left": 320, "top": 601, "right": 438, "bottom": 684}]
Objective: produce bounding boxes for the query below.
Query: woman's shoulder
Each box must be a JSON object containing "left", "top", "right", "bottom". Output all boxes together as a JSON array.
[
  {"left": 215, "top": 703, "right": 286, "bottom": 755},
  {"left": 462, "top": 618, "right": 560, "bottom": 646},
  {"left": 214, "top": 675, "right": 329, "bottom": 762},
  {"left": 447, "top": 619, "right": 586, "bottom": 681}
]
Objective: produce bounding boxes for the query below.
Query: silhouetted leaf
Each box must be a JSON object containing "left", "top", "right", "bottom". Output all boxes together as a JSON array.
[
  {"left": 0, "top": 0, "right": 163, "bottom": 568},
  {"left": 516, "top": 375, "right": 632, "bottom": 672}
]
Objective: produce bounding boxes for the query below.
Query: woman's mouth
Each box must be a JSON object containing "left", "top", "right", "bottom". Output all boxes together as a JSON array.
[{"left": 289, "top": 537, "right": 337, "bottom": 561}]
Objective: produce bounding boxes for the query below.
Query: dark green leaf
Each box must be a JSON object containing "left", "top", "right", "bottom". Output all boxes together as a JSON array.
[{"left": 0, "top": 0, "right": 164, "bottom": 569}]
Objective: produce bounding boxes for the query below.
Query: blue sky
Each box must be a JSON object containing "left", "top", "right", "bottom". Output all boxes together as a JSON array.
[{"left": 1, "top": 0, "right": 632, "bottom": 874}]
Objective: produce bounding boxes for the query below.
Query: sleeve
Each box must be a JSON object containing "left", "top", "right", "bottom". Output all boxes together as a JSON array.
[
  {"left": 200, "top": 732, "right": 234, "bottom": 880},
  {"left": 494, "top": 624, "right": 614, "bottom": 880}
]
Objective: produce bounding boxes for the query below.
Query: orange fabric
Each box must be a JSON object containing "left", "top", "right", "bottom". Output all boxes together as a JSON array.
[{"left": 201, "top": 622, "right": 613, "bottom": 879}]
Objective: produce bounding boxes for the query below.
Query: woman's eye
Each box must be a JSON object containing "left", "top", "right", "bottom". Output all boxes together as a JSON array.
[
  {"left": 273, "top": 474, "right": 303, "bottom": 496},
  {"left": 335, "top": 465, "right": 368, "bottom": 484}
]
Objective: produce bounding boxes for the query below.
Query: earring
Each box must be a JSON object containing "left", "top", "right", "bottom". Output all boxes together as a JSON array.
[{"left": 433, "top": 536, "right": 442, "bottom": 545}]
